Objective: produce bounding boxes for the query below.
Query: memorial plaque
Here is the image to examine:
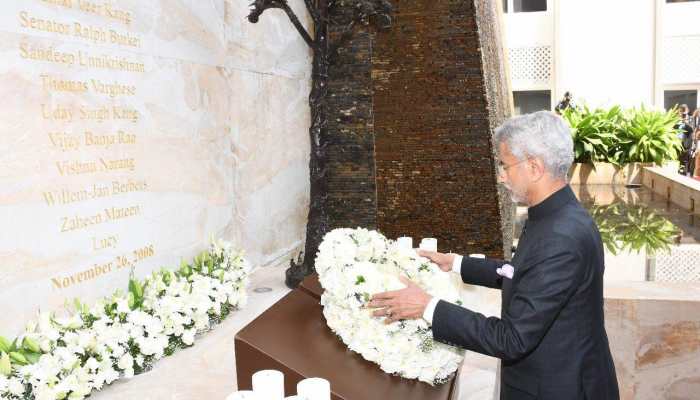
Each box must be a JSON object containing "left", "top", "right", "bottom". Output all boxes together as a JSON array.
[
  {"left": 235, "top": 289, "right": 459, "bottom": 400},
  {"left": 0, "top": 1, "right": 234, "bottom": 334}
]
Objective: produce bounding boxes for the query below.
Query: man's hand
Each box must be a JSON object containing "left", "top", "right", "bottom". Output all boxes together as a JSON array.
[
  {"left": 417, "top": 250, "right": 455, "bottom": 272},
  {"left": 368, "top": 276, "right": 432, "bottom": 323}
]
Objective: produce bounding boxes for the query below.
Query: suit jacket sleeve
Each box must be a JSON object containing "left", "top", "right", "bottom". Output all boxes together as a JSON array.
[
  {"left": 460, "top": 256, "right": 507, "bottom": 289},
  {"left": 434, "top": 236, "right": 585, "bottom": 362}
]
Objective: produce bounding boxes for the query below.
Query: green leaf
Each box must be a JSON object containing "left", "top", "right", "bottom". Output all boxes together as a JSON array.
[
  {"left": 127, "top": 292, "right": 136, "bottom": 310},
  {"left": 24, "top": 352, "right": 40, "bottom": 364},
  {"left": 9, "top": 351, "right": 27, "bottom": 366},
  {"left": 129, "top": 278, "right": 143, "bottom": 299},
  {"left": 22, "top": 337, "right": 40, "bottom": 354},
  {"left": 0, "top": 352, "right": 11, "bottom": 376},
  {"left": 0, "top": 336, "right": 10, "bottom": 353}
]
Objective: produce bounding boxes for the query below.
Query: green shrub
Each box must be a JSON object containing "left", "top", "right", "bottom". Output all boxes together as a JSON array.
[
  {"left": 619, "top": 106, "right": 683, "bottom": 164},
  {"left": 561, "top": 104, "right": 683, "bottom": 166},
  {"left": 561, "top": 105, "right": 624, "bottom": 165}
]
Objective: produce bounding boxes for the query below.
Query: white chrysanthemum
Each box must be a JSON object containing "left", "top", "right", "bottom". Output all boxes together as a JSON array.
[
  {"left": 316, "top": 228, "right": 465, "bottom": 385},
  {"left": 7, "top": 377, "right": 24, "bottom": 396}
]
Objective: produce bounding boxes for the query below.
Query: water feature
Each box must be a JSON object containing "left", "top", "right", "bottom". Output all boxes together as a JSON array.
[{"left": 513, "top": 185, "right": 700, "bottom": 282}]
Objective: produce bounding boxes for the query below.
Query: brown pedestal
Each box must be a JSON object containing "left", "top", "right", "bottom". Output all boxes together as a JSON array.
[
  {"left": 235, "top": 289, "right": 459, "bottom": 400},
  {"left": 298, "top": 273, "right": 323, "bottom": 299}
]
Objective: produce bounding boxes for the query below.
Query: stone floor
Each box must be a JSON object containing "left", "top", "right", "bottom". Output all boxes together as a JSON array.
[{"left": 91, "top": 265, "right": 498, "bottom": 400}]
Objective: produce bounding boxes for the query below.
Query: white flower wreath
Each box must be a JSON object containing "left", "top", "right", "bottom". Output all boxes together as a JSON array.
[
  {"left": 0, "top": 239, "right": 251, "bottom": 400},
  {"left": 315, "top": 228, "right": 465, "bottom": 385}
]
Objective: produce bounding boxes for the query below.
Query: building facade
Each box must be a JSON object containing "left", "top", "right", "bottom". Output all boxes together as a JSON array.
[{"left": 502, "top": 0, "right": 700, "bottom": 113}]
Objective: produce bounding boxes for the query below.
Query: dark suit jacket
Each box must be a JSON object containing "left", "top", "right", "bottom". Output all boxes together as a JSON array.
[{"left": 432, "top": 186, "right": 619, "bottom": 400}]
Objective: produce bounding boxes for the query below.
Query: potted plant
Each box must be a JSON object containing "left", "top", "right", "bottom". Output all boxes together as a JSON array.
[{"left": 563, "top": 104, "right": 682, "bottom": 185}]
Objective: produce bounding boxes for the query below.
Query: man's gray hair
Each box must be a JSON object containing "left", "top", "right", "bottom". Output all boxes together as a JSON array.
[{"left": 494, "top": 111, "right": 574, "bottom": 180}]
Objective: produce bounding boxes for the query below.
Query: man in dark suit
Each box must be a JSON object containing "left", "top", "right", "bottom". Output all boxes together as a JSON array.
[{"left": 369, "top": 111, "right": 620, "bottom": 399}]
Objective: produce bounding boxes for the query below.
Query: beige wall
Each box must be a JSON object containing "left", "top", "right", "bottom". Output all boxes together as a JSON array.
[{"left": 0, "top": 0, "right": 312, "bottom": 335}]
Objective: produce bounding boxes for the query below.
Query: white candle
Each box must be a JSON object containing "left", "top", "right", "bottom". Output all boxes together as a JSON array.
[
  {"left": 252, "top": 370, "right": 285, "bottom": 400},
  {"left": 296, "top": 377, "right": 331, "bottom": 400},
  {"left": 226, "top": 391, "right": 260, "bottom": 400},
  {"left": 284, "top": 397, "right": 302, "bottom": 400},
  {"left": 419, "top": 238, "right": 437, "bottom": 252},
  {"left": 469, "top": 253, "right": 486, "bottom": 259},
  {"left": 396, "top": 236, "right": 413, "bottom": 250}
]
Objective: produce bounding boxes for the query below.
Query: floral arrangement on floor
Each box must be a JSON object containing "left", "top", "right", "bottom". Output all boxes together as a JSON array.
[
  {"left": 315, "top": 228, "right": 465, "bottom": 385},
  {"left": 0, "top": 239, "right": 251, "bottom": 400}
]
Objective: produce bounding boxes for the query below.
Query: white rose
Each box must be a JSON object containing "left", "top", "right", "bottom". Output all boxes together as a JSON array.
[
  {"left": 84, "top": 357, "right": 99, "bottom": 372},
  {"left": 117, "top": 353, "right": 133, "bottom": 371},
  {"left": 181, "top": 329, "right": 196, "bottom": 346}
]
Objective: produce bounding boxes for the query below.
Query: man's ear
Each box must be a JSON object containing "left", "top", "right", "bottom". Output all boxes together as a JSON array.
[{"left": 529, "top": 157, "right": 546, "bottom": 182}]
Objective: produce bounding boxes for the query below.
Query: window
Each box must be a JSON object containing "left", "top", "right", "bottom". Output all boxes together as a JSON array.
[
  {"left": 503, "top": 0, "right": 508, "bottom": 13},
  {"left": 664, "top": 90, "right": 697, "bottom": 111},
  {"left": 513, "top": 0, "right": 547, "bottom": 12},
  {"left": 513, "top": 90, "right": 551, "bottom": 115}
]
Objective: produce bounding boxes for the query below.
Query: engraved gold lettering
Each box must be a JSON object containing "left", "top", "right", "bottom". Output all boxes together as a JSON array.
[
  {"left": 90, "top": 79, "right": 136, "bottom": 98},
  {"left": 47, "top": 132, "right": 80, "bottom": 152},
  {"left": 60, "top": 211, "right": 103, "bottom": 232},
  {"left": 73, "top": 22, "right": 106, "bottom": 44},
  {"left": 40, "top": 75, "right": 88, "bottom": 93},
  {"left": 78, "top": 52, "right": 144, "bottom": 73},
  {"left": 51, "top": 261, "right": 113, "bottom": 289},
  {"left": 99, "top": 157, "right": 135, "bottom": 172},
  {"left": 109, "top": 29, "right": 139, "bottom": 47},
  {"left": 21, "top": 43, "right": 75, "bottom": 66},
  {"left": 92, "top": 235, "right": 118, "bottom": 251},
  {"left": 42, "top": 104, "right": 73, "bottom": 122},
  {"left": 19, "top": 11, "right": 71, "bottom": 35},
  {"left": 112, "top": 105, "right": 139, "bottom": 122},
  {"left": 41, "top": 0, "right": 72, "bottom": 9},
  {"left": 79, "top": 105, "right": 109, "bottom": 122},
  {"left": 55, "top": 159, "right": 97, "bottom": 176},
  {"left": 104, "top": 205, "right": 141, "bottom": 221}
]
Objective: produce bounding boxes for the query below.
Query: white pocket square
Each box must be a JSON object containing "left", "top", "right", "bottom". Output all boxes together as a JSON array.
[{"left": 496, "top": 264, "right": 514, "bottom": 279}]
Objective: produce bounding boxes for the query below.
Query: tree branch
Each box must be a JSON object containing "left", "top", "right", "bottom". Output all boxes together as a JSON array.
[
  {"left": 304, "top": 0, "right": 320, "bottom": 24},
  {"left": 247, "top": 0, "right": 315, "bottom": 48},
  {"left": 280, "top": 2, "right": 315, "bottom": 47}
]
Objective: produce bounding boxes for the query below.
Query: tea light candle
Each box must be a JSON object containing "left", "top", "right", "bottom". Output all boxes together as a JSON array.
[
  {"left": 225, "top": 391, "right": 260, "bottom": 400},
  {"left": 252, "top": 370, "right": 284, "bottom": 400},
  {"left": 297, "top": 377, "right": 331, "bottom": 400},
  {"left": 396, "top": 236, "right": 413, "bottom": 250},
  {"left": 419, "top": 238, "right": 437, "bottom": 252}
]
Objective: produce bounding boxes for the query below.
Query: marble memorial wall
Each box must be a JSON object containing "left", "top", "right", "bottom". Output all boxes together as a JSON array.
[{"left": 0, "top": 0, "right": 312, "bottom": 334}]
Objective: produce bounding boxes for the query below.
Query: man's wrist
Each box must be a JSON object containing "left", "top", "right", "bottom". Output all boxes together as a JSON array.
[
  {"left": 422, "top": 297, "right": 440, "bottom": 325},
  {"left": 451, "top": 254, "right": 463, "bottom": 273}
]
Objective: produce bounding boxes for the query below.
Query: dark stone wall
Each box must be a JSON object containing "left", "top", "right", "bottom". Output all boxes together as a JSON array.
[
  {"left": 325, "top": 15, "right": 377, "bottom": 231},
  {"left": 325, "top": 0, "right": 512, "bottom": 258}
]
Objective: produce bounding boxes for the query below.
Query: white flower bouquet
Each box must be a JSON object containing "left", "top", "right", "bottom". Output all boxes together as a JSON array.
[
  {"left": 0, "top": 238, "right": 251, "bottom": 400},
  {"left": 315, "top": 228, "right": 465, "bottom": 385}
]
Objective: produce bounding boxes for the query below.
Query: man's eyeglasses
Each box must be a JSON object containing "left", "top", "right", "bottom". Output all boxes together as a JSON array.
[{"left": 497, "top": 158, "right": 528, "bottom": 175}]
